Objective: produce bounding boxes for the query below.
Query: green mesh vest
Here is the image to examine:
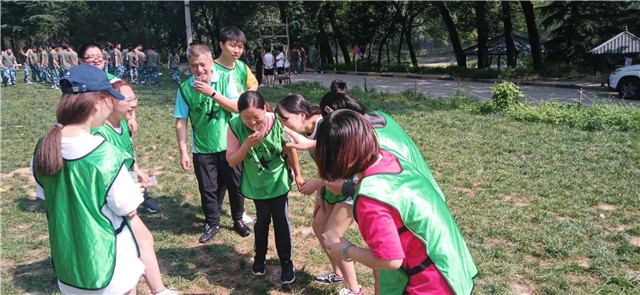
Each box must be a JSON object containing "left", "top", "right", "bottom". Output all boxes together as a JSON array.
[
  {"left": 179, "top": 78, "right": 233, "bottom": 153},
  {"left": 34, "top": 141, "right": 137, "bottom": 290},
  {"left": 91, "top": 120, "right": 135, "bottom": 171},
  {"left": 354, "top": 152, "right": 477, "bottom": 295},
  {"left": 368, "top": 111, "right": 445, "bottom": 202},
  {"left": 229, "top": 116, "right": 290, "bottom": 199},
  {"left": 214, "top": 60, "right": 249, "bottom": 92}
]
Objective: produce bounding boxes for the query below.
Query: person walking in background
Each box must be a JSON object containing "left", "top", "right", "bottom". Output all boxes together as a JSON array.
[
  {"left": 21, "top": 47, "right": 33, "bottom": 85},
  {"left": 168, "top": 48, "right": 181, "bottom": 85},
  {"left": 49, "top": 45, "right": 61, "bottom": 89},
  {"left": 1, "top": 48, "right": 18, "bottom": 86},
  {"left": 114, "top": 43, "right": 125, "bottom": 79},
  {"left": 263, "top": 48, "right": 274, "bottom": 86},
  {"left": 253, "top": 47, "right": 263, "bottom": 86},
  {"left": 30, "top": 46, "right": 41, "bottom": 83},
  {"left": 129, "top": 46, "right": 139, "bottom": 83},
  {"left": 299, "top": 46, "right": 307, "bottom": 73},
  {"left": 290, "top": 47, "right": 300, "bottom": 74},
  {"left": 58, "top": 43, "right": 73, "bottom": 76},
  {"left": 39, "top": 45, "right": 50, "bottom": 84},
  {"left": 136, "top": 45, "right": 147, "bottom": 85},
  {"left": 146, "top": 46, "right": 161, "bottom": 86}
]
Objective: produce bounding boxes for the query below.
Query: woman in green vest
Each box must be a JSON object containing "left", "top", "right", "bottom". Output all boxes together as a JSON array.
[
  {"left": 315, "top": 109, "right": 477, "bottom": 295},
  {"left": 226, "top": 91, "right": 298, "bottom": 285},
  {"left": 275, "top": 93, "right": 363, "bottom": 295},
  {"left": 32, "top": 64, "right": 144, "bottom": 294},
  {"left": 91, "top": 79, "right": 177, "bottom": 295}
]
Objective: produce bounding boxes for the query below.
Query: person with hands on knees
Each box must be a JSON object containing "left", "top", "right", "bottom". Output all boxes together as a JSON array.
[
  {"left": 276, "top": 93, "right": 362, "bottom": 294},
  {"left": 174, "top": 44, "right": 251, "bottom": 243},
  {"left": 32, "top": 64, "right": 146, "bottom": 295},
  {"left": 315, "top": 110, "right": 477, "bottom": 295},
  {"left": 226, "top": 91, "right": 298, "bottom": 285}
]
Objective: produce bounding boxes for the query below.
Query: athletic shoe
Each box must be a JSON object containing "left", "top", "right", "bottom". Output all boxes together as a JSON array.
[
  {"left": 314, "top": 271, "right": 344, "bottom": 284},
  {"left": 233, "top": 220, "right": 251, "bottom": 237},
  {"left": 242, "top": 212, "right": 253, "bottom": 225},
  {"left": 252, "top": 256, "right": 266, "bottom": 276},
  {"left": 139, "top": 197, "right": 161, "bottom": 213},
  {"left": 199, "top": 225, "right": 220, "bottom": 243},
  {"left": 280, "top": 260, "right": 295, "bottom": 284},
  {"left": 338, "top": 287, "right": 364, "bottom": 295}
]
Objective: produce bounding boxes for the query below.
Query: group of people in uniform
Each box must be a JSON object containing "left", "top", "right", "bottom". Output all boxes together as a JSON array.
[
  {"left": 31, "top": 26, "right": 478, "bottom": 295},
  {"left": 1, "top": 44, "right": 77, "bottom": 88}
]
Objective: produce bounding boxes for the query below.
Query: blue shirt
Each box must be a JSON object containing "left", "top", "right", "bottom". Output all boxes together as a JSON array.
[{"left": 174, "top": 69, "right": 239, "bottom": 153}]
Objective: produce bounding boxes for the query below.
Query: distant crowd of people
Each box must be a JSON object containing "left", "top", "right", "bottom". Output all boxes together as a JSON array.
[{"left": 0, "top": 43, "right": 183, "bottom": 88}]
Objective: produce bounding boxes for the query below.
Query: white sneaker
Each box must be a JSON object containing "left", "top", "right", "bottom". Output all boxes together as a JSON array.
[
  {"left": 242, "top": 212, "right": 253, "bottom": 225},
  {"left": 151, "top": 288, "right": 180, "bottom": 295},
  {"left": 338, "top": 287, "right": 363, "bottom": 295}
]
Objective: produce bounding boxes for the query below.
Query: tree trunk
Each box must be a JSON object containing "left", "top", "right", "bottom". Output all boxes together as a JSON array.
[
  {"left": 396, "top": 22, "right": 405, "bottom": 65},
  {"left": 316, "top": 13, "right": 334, "bottom": 65},
  {"left": 521, "top": 1, "right": 544, "bottom": 71},
  {"left": 325, "top": 3, "right": 351, "bottom": 64},
  {"left": 475, "top": 1, "right": 489, "bottom": 69},
  {"left": 406, "top": 26, "right": 417, "bottom": 67},
  {"left": 502, "top": 1, "right": 517, "bottom": 68},
  {"left": 434, "top": 1, "right": 466, "bottom": 68}
]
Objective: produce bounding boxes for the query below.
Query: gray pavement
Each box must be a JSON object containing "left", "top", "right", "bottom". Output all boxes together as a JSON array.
[{"left": 289, "top": 72, "right": 640, "bottom": 106}]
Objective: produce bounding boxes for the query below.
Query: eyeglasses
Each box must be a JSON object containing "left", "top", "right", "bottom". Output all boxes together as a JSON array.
[
  {"left": 124, "top": 96, "right": 138, "bottom": 103},
  {"left": 83, "top": 55, "right": 103, "bottom": 61}
]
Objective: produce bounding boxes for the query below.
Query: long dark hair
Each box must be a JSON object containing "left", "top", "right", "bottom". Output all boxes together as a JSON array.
[
  {"left": 320, "top": 91, "right": 365, "bottom": 116},
  {"left": 275, "top": 93, "right": 321, "bottom": 120},
  {"left": 33, "top": 91, "right": 112, "bottom": 176}
]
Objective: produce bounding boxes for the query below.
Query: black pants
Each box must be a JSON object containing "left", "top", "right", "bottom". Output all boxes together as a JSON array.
[
  {"left": 253, "top": 193, "right": 291, "bottom": 263},
  {"left": 193, "top": 152, "right": 245, "bottom": 228}
]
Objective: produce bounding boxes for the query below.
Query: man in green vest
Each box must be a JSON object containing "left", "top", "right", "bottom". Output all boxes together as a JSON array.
[{"left": 174, "top": 44, "right": 251, "bottom": 243}]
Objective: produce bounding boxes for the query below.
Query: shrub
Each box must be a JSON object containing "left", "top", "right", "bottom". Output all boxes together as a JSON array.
[{"left": 490, "top": 82, "right": 525, "bottom": 110}]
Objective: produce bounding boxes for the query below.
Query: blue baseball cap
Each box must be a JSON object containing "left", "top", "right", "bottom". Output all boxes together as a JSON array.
[{"left": 59, "top": 64, "right": 125, "bottom": 100}]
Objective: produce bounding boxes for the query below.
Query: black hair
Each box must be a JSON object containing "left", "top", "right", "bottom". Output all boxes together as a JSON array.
[
  {"left": 276, "top": 93, "right": 321, "bottom": 120},
  {"left": 77, "top": 42, "right": 101, "bottom": 58},
  {"left": 220, "top": 26, "right": 246, "bottom": 44},
  {"left": 330, "top": 79, "right": 348, "bottom": 93},
  {"left": 320, "top": 91, "right": 366, "bottom": 116},
  {"left": 238, "top": 91, "right": 266, "bottom": 113}
]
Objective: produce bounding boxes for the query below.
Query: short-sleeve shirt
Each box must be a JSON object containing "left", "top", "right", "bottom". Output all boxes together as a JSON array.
[
  {"left": 146, "top": 51, "right": 159, "bottom": 68},
  {"left": 59, "top": 51, "right": 72, "bottom": 67},
  {"left": 28, "top": 51, "right": 39, "bottom": 65},
  {"left": 48, "top": 51, "right": 57, "bottom": 68},
  {"left": 168, "top": 53, "right": 180, "bottom": 69},
  {"left": 2, "top": 53, "right": 16, "bottom": 67},
  {"left": 355, "top": 151, "right": 454, "bottom": 295},
  {"left": 40, "top": 50, "right": 49, "bottom": 65},
  {"left": 275, "top": 52, "right": 285, "bottom": 68},
  {"left": 263, "top": 53, "right": 274, "bottom": 69},
  {"left": 136, "top": 51, "right": 146, "bottom": 68},
  {"left": 114, "top": 49, "right": 123, "bottom": 65},
  {"left": 173, "top": 70, "right": 240, "bottom": 154}
]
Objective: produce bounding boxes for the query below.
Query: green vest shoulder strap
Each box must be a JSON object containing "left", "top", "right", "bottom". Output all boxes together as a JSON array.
[
  {"left": 34, "top": 141, "right": 136, "bottom": 290},
  {"left": 91, "top": 121, "right": 135, "bottom": 170},
  {"left": 369, "top": 111, "right": 445, "bottom": 202},
  {"left": 179, "top": 79, "right": 232, "bottom": 153},
  {"left": 229, "top": 116, "right": 290, "bottom": 199},
  {"left": 354, "top": 154, "right": 477, "bottom": 295}
]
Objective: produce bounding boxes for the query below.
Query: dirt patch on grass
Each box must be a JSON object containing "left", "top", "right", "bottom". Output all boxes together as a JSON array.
[
  {"left": 439, "top": 161, "right": 456, "bottom": 167},
  {"left": 509, "top": 275, "right": 533, "bottom": 295},
  {"left": 1, "top": 167, "right": 33, "bottom": 179},
  {"left": 596, "top": 203, "right": 618, "bottom": 211},
  {"left": 454, "top": 187, "right": 476, "bottom": 198},
  {"left": 484, "top": 238, "right": 514, "bottom": 247},
  {"left": 629, "top": 236, "right": 640, "bottom": 247}
]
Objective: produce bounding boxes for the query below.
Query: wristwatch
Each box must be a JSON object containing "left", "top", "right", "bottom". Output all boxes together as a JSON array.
[{"left": 210, "top": 90, "right": 217, "bottom": 98}]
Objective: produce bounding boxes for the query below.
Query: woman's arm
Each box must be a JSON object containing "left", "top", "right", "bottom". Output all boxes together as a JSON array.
[{"left": 285, "top": 146, "right": 304, "bottom": 190}]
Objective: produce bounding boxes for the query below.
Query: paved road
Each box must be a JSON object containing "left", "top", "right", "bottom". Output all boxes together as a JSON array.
[{"left": 290, "top": 73, "right": 640, "bottom": 106}]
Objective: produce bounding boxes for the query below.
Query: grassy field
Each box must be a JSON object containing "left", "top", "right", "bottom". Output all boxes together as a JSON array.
[{"left": 2, "top": 70, "right": 640, "bottom": 295}]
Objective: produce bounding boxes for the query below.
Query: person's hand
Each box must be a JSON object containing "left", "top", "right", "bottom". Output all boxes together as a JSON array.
[
  {"left": 283, "top": 126, "right": 315, "bottom": 150},
  {"left": 295, "top": 175, "right": 305, "bottom": 191},
  {"left": 128, "top": 120, "right": 138, "bottom": 135},
  {"left": 180, "top": 153, "right": 191, "bottom": 170},
  {"left": 136, "top": 169, "right": 152, "bottom": 188},
  {"left": 299, "top": 178, "right": 323, "bottom": 195},
  {"left": 193, "top": 80, "right": 213, "bottom": 97},
  {"left": 245, "top": 130, "right": 264, "bottom": 148},
  {"left": 324, "top": 179, "right": 344, "bottom": 195},
  {"left": 324, "top": 237, "right": 352, "bottom": 262}
]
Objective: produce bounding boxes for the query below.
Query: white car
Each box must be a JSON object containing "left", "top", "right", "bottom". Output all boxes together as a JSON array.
[{"left": 609, "top": 65, "right": 640, "bottom": 99}]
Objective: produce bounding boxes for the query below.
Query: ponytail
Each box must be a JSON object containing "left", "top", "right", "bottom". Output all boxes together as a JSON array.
[{"left": 34, "top": 126, "right": 63, "bottom": 176}]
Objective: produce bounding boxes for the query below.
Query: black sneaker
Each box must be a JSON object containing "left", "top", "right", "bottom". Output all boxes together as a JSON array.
[
  {"left": 233, "top": 220, "right": 251, "bottom": 237},
  {"left": 139, "top": 197, "right": 161, "bottom": 213},
  {"left": 281, "top": 260, "right": 295, "bottom": 284},
  {"left": 252, "top": 256, "right": 266, "bottom": 276},
  {"left": 199, "top": 225, "right": 220, "bottom": 243}
]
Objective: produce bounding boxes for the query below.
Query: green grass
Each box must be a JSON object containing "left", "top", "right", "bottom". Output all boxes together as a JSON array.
[{"left": 2, "top": 70, "right": 640, "bottom": 294}]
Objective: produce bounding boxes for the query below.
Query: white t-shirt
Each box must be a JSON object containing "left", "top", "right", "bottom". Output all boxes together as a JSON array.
[
  {"left": 34, "top": 134, "right": 145, "bottom": 295},
  {"left": 275, "top": 52, "right": 285, "bottom": 68},
  {"left": 263, "top": 53, "right": 274, "bottom": 69}
]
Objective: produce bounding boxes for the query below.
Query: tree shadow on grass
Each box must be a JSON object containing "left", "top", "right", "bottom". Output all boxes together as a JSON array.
[
  {"left": 15, "top": 196, "right": 46, "bottom": 214},
  {"left": 10, "top": 259, "right": 59, "bottom": 294},
  {"left": 158, "top": 244, "right": 326, "bottom": 295}
]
